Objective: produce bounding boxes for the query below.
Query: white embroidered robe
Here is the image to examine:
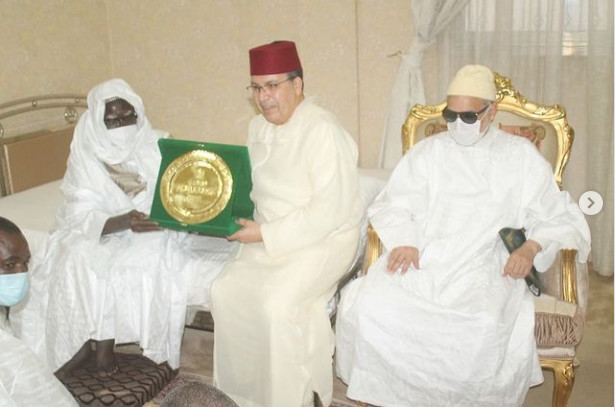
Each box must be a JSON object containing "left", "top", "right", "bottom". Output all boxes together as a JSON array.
[
  {"left": 335, "top": 128, "right": 591, "bottom": 406},
  {"left": 211, "top": 97, "right": 363, "bottom": 407},
  {"left": 0, "top": 323, "right": 77, "bottom": 406},
  {"left": 10, "top": 79, "right": 218, "bottom": 371}
]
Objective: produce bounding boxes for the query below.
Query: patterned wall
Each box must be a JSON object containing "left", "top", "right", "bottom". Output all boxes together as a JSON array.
[{"left": 0, "top": 0, "right": 414, "bottom": 167}]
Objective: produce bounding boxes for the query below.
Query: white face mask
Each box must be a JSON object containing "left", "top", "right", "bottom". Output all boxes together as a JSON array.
[
  {"left": 0, "top": 271, "right": 29, "bottom": 306},
  {"left": 447, "top": 118, "right": 489, "bottom": 146},
  {"left": 107, "top": 124, "right": 138, "bottom": 148}
]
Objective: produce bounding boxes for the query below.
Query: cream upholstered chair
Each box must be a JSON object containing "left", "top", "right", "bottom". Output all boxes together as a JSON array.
[{"left": 363, "top": 72, "right": 587, "bottom": 407}]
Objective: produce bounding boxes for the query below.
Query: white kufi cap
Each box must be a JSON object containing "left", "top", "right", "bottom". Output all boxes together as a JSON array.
[{"left": 447, "top": 65, "right": 496, "bottom": 101}]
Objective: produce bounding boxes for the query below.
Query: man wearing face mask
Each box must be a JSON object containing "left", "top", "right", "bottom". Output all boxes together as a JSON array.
[
  {"left": 335, "top": 65, "right": 591, "bottom": 406},
  {"left": 0, "top": 217, "right": 77, "bottom": 406},
  {"left": 9, "top": 79, "right": 213, "bottom": 380}
]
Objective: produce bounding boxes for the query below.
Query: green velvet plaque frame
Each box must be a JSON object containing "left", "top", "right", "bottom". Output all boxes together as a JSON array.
[{"left": 150, "top": 138, "right": 254, "bottom": 236}]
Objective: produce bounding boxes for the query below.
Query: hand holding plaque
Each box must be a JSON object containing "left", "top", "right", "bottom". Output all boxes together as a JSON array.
[{"left": 150, "top": 139, "right": 254, "bottom": 236}]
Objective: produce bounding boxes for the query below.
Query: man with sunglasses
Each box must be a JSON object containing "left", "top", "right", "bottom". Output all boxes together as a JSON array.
[
  {"left": 211, "top": 40, "right": 363, "bottom": 407},
  {"left": 335, "top": 65, "right": 590, "bottom": 406}
]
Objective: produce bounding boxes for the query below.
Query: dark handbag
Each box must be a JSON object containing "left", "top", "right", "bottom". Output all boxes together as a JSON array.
[{"left": 499, "top": 228, "right": 541, "bottom": 296}]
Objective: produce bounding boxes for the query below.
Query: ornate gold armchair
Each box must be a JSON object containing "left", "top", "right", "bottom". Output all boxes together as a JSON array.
[{"left": 363, "top": 73, "right": 587, "bottom": 407}]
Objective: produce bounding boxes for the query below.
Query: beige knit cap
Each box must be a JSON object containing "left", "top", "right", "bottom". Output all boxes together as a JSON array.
[{"left": 447, "top": 65, "right": 496, "bottom": 101}]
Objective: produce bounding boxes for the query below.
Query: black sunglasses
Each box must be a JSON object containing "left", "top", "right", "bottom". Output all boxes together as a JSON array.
[
  {"left": 442, "top": 104, "right": 490, "bottom": 124},
  {"left": 104, "top": 112, "right": 138, "bottom": 128}
]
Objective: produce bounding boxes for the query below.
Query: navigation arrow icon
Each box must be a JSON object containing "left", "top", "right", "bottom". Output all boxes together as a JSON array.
[{"left": 579, "top": 191, "right": 603, "bottom": 215}]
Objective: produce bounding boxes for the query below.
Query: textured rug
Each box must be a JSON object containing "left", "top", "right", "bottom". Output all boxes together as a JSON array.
[
  {"left": 143, "top": 372, "right": 355, "bottom": 407},
  {"left": 57, "top": 353, "right": 177, "bottom": 406},
  {"left": 144, "top": 372, "right": 210, "bottom": 406}
]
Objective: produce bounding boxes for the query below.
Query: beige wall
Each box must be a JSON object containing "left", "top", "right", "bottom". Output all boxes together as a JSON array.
[
  {"left": 0, "top": 0, "right": 112, "bottom": 134},
  {"left": 0, "top": 0, "right": 112, "bottom": 100},
  {"left": 1, "top": 0, "right": 414, "bottom": 167},
  {"left": 107, "top": 0, "right": 360, "bottom": 149},
  {"left": 357, "top": 0, "right": 413, "bottom": 167}
]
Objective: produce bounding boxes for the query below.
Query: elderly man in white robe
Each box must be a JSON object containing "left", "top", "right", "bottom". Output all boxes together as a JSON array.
[
  {"left": 211, "top": 41, "right": 363, "bottom": 407},
  {"left": 10, "top": 79, "right": 212, "bottom": 376},
  {"left": 0, "top": 217, "right": 77, "bottom": 406},
  {"left": 335, "top": 65, "right": 591, "bottom": 406}
]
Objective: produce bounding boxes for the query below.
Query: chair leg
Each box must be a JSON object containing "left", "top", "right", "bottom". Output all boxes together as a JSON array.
[{"left": 540, "top": 358, "right": 575, "bottom": 406}]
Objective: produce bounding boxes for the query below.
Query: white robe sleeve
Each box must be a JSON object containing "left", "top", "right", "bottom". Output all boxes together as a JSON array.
[
  {"left": 519, "top": 143, "right": 592, "bottom": 268},
  {"left": 367, "top": 141, "right": 430, "bottom": 252},
  {"left": 260, "top": 120, "right": 361, "bottom": 257},
  {"left": 57, "top": 159, "right": 117, "bottom": 240},
  {"left": 0, "top": 330, "right": 78, "bottom": 407}
]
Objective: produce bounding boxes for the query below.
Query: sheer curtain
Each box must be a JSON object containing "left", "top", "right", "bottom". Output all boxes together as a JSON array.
[
  {"left": 378, "top": 0, "right": 468, "bottom": 169},
  {"left": 433, "top": 0, "right": 613, "bottom": 276},
  {"left": 583, "top": 0, "right": 614, "bottom": 277}
]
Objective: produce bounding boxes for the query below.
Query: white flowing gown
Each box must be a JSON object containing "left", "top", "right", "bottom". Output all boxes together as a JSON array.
[
  {"left": 0, "top": 321, "right": 77, "bottom": 406},
  {"left": 10, "top": 79, "right": 229, "bottom": 371},
  {"left": 212, "top": 97, "right": 364, "bottom": 407},
  {"left": 335, "top": 128, "right": 591, "bottom": 406}
]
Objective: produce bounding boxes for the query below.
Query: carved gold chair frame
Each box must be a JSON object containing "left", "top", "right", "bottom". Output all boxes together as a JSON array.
[{"left": 363, "top": 73, "right": 583, "bottom": 407}]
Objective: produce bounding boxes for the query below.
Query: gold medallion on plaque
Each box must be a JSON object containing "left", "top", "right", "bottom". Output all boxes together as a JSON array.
[{"left": 159, "top": 150, "right": 233, "bottom": 224}]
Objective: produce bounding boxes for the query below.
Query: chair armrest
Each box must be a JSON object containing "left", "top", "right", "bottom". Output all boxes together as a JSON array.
[
  {"left": 560, "top": 249, "right": 579, "bottom": 305},
  {"left": 361, "top": 224, "right": 383, "bottom": 275},
  {"left": 540, "top": 248, "right": 588, "bottom": 315}
]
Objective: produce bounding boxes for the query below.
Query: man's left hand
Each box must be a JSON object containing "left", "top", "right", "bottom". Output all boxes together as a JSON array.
[
  {"left": 503, "top": 239, "right": 542, "bottom": 278},
  {"left": 227, "top": 218, "right": 262, "bottom": 243}
]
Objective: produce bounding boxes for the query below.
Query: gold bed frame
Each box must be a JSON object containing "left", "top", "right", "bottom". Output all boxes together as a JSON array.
[{"left": 0, "top": 95, "right": 87, "bottom": 196}]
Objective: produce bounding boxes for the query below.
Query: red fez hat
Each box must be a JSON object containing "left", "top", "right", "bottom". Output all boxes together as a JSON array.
[{"left": 249, "top": 41, "right": 302, "bottom": 75}]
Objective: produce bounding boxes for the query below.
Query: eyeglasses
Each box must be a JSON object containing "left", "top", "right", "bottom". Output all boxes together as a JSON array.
[
  {"left": 104, "top": 112, "right": 138, "bottom": 128},
  {"left": 246, "top": 77, "right": 294, "bottom": 94},
  {"left": 442, "top": 104, "right": 490, "bottom": 124}
]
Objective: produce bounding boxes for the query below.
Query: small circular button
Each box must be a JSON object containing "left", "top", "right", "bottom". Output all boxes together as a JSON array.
[{"left": 578, "top": 191, "right": 603, "bottom": 216}]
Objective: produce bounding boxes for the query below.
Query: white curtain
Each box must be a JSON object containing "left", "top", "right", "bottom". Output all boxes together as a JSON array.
[
  {"left": 433, "top": 0, "right": 613, "bottom": 276},
  {"left": 378, "top": 0, "right": 469, "bottom": 169},
  {"left": 583, "top": 0, "right": 613, "bottom": 277}
]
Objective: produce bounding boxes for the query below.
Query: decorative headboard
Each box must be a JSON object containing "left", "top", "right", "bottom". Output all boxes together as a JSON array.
[{"left": 0, "top": 95, "right": 87, "bottom": 196}]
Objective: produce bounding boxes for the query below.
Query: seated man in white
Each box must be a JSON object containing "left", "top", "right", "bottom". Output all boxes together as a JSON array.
[
  {"left": 10, "top": 79, "right": 223, "bottom": 377},
  {"left": 0, "top": 217, "right": 77, "bottom": 406},
  {"left": 335, "top": 65, "right": 591, "bottom": 406},
  {"left": 212, "top": 41, "right": 363, "bottom": 407}
]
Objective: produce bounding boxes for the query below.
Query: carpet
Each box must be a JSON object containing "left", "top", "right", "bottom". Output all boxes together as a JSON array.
[
  {"left": 147, "top": 372, "right": 212, "bottom": 406},
  {"left": 144, "top": 372, "right": 355, "bottom": 407},
  {"left": 57, "top": 353, "right": 177, "bottom": 407}
]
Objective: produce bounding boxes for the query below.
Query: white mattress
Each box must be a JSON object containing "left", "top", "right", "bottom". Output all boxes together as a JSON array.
[
  {"left": 0, "top": 168, "right": 391, "bottom": 314},
  {"left": 0, "top": 180, "right": 63, "bottom": 253}
]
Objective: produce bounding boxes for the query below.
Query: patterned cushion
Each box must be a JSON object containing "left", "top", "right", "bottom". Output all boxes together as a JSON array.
[
  {"left": 499, "top": 123, "right": 547, "bottom": 149},
  {"left": 57, "top": 353, "right": 177, "bottom": 406},
  {"left": 424, "top": 122, "right": 447, "bottom": 137}
]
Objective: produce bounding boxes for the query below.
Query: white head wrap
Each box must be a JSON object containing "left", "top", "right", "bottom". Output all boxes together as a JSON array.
[
  {"left": 57, "top": 78, "right": 164, "bottom": 228},
  {"left": 447, "top": 65, "right": 496, "bottom": 101},
  {"left": 75, "top": 78, "right": 156, "bottom": 164}
]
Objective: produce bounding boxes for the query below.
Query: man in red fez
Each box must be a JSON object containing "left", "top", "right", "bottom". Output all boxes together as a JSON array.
[
  {"left": 246, "top": 40, "right": 304, "bottom": 125},
  {"left": 211, "top": 40, "right": 364, "bottom": 407}
]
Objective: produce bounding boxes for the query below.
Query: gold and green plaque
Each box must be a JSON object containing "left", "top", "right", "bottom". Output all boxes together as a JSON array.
[{"left": 150, "top": 139, "right": 254, "bottom": 236}]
